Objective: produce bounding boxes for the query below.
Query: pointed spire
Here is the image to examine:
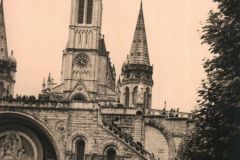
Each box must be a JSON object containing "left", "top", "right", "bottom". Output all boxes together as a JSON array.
[
  {"left": 0, "top": 0, "right": 8, "bottom": 57},
  {"left": 47, "top": 73, "right": 52, "bottom": 83},
  {"left": 128, "top": 1, "right": 150, "bottom": 65},
  {"left": 42, "top": 78, "right": 46, "bottom": 90}
]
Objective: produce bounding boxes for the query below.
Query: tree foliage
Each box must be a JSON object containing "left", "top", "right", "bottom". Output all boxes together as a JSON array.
[{"left": 181, "top": 0, "right": 240, "bottom": 160}]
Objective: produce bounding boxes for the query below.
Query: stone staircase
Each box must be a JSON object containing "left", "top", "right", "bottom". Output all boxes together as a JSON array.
[{"left": 100, "top": 118, "right": 154, "bottom": 160}]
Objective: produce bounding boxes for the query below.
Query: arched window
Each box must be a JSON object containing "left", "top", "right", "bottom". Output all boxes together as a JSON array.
[
  {"left": 0, "top": 82, "right": 3, "bottom": 98},
  {"left": 86, "top": 0, "right": 93, "bottom": 24},
  {"left": 124, "top": 87, "right": 130, "bottom": 107},
  {"left": 78, "top": 0, "right": 85, "bottom": 24},
  {"left": 106, "top": 148, "right": 116, "bottom": 160},
  {"left": 6, "top": 85, "right": 10, "bottom": 96},
  {"left": 76, "top": 139, "right": 85, "bottom": 160},
  {"left": 132, "top": 86, "right": 138, "bottom": 105},
  {"left": 144, "top": 88, "right": 150, "bottom": 108}
]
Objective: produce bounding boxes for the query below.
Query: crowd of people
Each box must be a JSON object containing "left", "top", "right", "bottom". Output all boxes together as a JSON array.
[
  {"left": 162, "top": 107, "right": 180, "bottom": 118},
  {"left": 101, "top": 119, "right": 149, "bottom": 156}
]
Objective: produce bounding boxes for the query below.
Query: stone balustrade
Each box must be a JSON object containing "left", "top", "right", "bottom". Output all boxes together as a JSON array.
[
  {"left": 101, "top": 107, "right": 138, "bottom": 115},
  {"left": 0, "top": 98, "right": 70, "bottom": 108},
  {"left": 0, "top": 99, "right": 102, "bottom": 110},
  {"left": 145, "top": 109, "right": 193, "bottom": 120}
]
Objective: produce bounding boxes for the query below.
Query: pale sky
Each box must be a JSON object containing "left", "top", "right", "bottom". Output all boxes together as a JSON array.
[{"left": 4, "top": 0, "right": 215, "bottom": 112}]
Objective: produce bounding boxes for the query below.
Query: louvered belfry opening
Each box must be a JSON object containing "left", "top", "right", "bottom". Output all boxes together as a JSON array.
[
  {"left": 125, "top": 87, "right": 130, "bottom": 107},
  {"left": 78, "top": 0, "right": 85, "bottom": 24},
  {"left": 86, "top": 0, "right": 93, "bottom": 24},
  {"left": 78, "top": 0, "right": 93, "bottom": 24}
]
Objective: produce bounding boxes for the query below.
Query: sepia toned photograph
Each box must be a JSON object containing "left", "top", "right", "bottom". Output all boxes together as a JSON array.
[{"left": 0, "top": 0, "right": 239, "bottom": 160}]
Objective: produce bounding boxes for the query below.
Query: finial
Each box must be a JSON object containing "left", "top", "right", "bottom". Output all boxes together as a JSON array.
[
  {"left": 47, "top": 73, "right": 51, "bottom": 82},
  {"left": 11, "top": 50, "right": 13, "bottom": 56},
  {"left": 140, "top": 0, "right": 143, "bottom": 7},
  {"left": 42, "top": 78, "right": 46, "bottom": 90}
]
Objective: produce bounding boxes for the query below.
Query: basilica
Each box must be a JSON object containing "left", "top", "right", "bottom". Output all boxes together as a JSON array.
[{"left": 0, "top": 0, "right": 194, "bottom": 160}]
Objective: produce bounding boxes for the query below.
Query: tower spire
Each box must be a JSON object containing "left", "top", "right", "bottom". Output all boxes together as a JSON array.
[
  {"left": 128, "top": 1, "right": 150, "bottom": 65},
  {"left": 0, "top": 0, "right": 8, "bottom": 57},
  {"left": 120, "top": 2, "right": 153, "bottom": 108}
]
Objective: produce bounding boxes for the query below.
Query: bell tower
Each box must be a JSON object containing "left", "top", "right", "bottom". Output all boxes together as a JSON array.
[
  {"left": 66, "top": 0, "right": 102, "bottom": 50},
  {"left": 61, "top": 0, "right": 116, "bottom": 101},
  {"left": 120, "top": 2, "right": 153, "bottom": 108}
]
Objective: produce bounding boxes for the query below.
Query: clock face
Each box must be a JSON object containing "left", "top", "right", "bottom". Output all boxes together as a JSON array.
[{"left": 74, "top": 54, "right": 89, "bottom": 68}]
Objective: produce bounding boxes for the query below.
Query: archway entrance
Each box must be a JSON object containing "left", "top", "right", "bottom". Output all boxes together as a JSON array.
[{"left": 0, "top": 113, "right": 59, "bottom": 160}]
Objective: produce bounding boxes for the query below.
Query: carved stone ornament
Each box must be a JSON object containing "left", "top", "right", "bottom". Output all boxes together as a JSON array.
[
  {"left": 0, "top": 132, "right": 27, "bottom": 160},
  {"left": 55, "top": 121, "right": 66, "bottom": 133}
]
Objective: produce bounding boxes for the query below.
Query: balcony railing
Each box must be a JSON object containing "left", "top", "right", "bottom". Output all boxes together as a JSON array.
[{"left": 0, "top": 98, "right": 70, "bottom": 108}]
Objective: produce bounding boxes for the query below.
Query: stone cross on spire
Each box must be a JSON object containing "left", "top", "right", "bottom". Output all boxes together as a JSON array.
[
  {"left": 128, "top": 1, "right": 150, "bottom": 65},
  {"left": 0, "top": 0, "right": 8, "bottom": 57}
]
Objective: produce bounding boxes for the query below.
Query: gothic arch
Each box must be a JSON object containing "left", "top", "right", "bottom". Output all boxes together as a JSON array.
[
  {"left": 124, "top": 87, "right": 130, "bottom": 107},
  {"left": 71, "top": 134, "right": 89, "bottom": 153},
  {"left": 132, "top": 86, "right": 138, "bottom": 105},
  {"left": 75, "top": 138, "right": 86, "bottom": 160},
  {"left": 68, "top": 80, "right": 91, "bottom": 101},
  {"left": 105, "top": 148, "right": 117, "bottom": 160},
  {"left": 145, "top": 119, "right": 176, "bottom": 160},
  {"left": 77, "top": 0, "right": 85, "bottom": 24},
  {"left": 0, "top": 111, "right": 61, "bottom": 160},
  {"left": 144, "top": 87, "right": 151, "bottom": 108},
  {"left": 103, "top": 144, "right": 119, "bottom": 160}
]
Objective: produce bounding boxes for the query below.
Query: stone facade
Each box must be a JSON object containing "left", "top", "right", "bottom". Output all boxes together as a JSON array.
[
  {"left": 0, "top": 100, "right": 193, "bottom": 160},
  {"left": 0, "top": 0, "right": 195, "bottom": 160}
]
